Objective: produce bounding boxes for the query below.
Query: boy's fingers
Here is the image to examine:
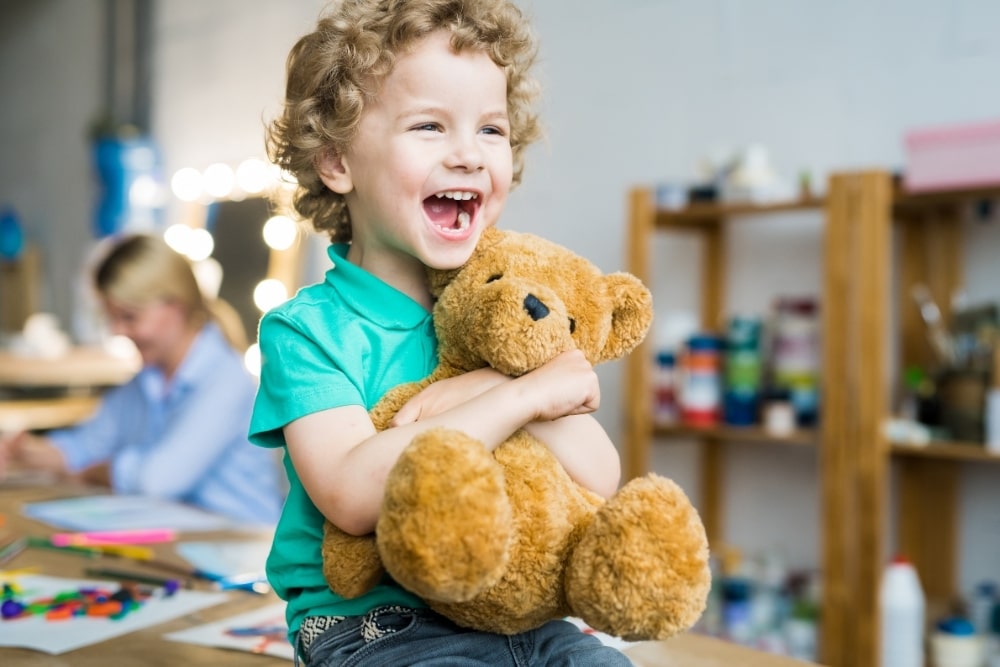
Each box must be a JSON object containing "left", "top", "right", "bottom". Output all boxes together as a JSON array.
[{"left": 390, "top": 404, "right": 418, "bottom": 426}]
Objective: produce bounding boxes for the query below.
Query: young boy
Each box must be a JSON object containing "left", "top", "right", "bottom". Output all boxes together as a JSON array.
[{"left": 250, "top": 1, "right": 632, "bottom": 664}]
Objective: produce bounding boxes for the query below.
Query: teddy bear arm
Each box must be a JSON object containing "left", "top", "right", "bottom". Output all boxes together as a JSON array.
[{"left": 321, "top": 519, "right": 386, "bottom": 599}]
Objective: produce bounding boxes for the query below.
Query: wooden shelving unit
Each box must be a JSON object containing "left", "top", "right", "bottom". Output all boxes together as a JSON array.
[{"left": 621, "top": 174, "right": 1000, "bottom": 667}]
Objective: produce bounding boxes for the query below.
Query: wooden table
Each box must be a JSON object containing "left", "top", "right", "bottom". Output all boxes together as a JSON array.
[
  {"left": 0, "top": 396, "right": 101, "bottom": 431},
  {"left": 0, "top": 346, "right": 139, "bottom": 390},
  {"left": 0, "top": 484, "right": 821, "bottom": 666},
  {"left": 0, "top": 484, "right": 286, "bottom": 667}
]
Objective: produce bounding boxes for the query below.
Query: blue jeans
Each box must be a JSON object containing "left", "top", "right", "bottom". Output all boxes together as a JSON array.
[{"left": 301, "top": 606, "right": 635, "bottom": 666}]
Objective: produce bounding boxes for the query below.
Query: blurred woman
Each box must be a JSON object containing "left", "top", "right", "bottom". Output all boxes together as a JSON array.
[{"left": 0, "top": 233, "right": 283, "bottom": 524}]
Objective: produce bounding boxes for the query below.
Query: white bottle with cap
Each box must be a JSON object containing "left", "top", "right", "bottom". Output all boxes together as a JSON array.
[{"left": 880, "top": 555, "right": 926, "bottom": 667}]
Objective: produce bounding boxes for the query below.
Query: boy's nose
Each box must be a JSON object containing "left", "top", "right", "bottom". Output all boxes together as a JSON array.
[{"left": 444, "top": 135, "right": 485, "bottom": 172}]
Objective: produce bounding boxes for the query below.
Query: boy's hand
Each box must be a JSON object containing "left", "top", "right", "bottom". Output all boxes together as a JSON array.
[
  {"left": 518, "top": 349, "right": 600, "bottom": 421},
  {"left": 391, "top": 367, "right": 508, "bottom": 426}
]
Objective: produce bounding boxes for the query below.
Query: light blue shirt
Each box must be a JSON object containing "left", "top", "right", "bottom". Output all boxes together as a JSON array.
[{"left": 49, "top": 323, "right": 284, "bottom": 525}]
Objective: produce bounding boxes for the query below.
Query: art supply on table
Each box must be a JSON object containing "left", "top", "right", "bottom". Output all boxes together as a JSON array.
[
  {"left": 0, "top": 574, "right": 227, "bottom": 655},
  {"left": 23, "top": 494, "right": 237, "bottom": 533},
  {"left": 2, "top": 579, "right": 159, "bottom": 622},
  {"left": 50, "top": 528, "right": 176, "bottom": 547},
  {"left": 0, "top": 537, "right": 28, "bottom": 567},
  {"left": 83, "top": 567, "right": 183, "bottom": 593},
  {"left": 163, "top": 602, "right": 294, "bottom": 660}
]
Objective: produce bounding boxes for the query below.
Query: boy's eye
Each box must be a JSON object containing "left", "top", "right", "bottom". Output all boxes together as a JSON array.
[
  {"left": 414, "top": 122, "right": 441, "bottom": 132},
  {"left": 481, "top": 125, "right": 506, "bottom": 137}
]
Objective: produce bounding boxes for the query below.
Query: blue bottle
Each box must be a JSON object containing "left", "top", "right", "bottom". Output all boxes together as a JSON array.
[{"left": 0, "top": 206, "right": 24, "bottom": 260}]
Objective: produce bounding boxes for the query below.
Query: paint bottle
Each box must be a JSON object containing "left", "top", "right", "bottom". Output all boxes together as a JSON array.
[
  {"left": 771, "top": 297, "right": 820, "bottom": 427},
  {"left": 880, "top": 555, "right": 925, "bottom": 667},
  {"left": 653, "top": 350, "right": 679, "bottom": 425},
  {"left": 724, "top": 316, "right": 763, "bottom": 426},
  {"left": 680, "top": 333, "right": 723, "bottom": 427}
]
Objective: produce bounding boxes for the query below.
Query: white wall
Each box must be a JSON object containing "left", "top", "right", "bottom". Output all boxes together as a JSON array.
[{"left": 2, "top": 0, "right": 999, "bottom": 596}]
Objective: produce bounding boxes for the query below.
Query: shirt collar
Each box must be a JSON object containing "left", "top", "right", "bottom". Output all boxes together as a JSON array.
[
  {"left": 137, "top": 323, "right": 228, "bottom": 399},
  {"left": 325, "top": 243, "right": 431, "bottom": 330}
]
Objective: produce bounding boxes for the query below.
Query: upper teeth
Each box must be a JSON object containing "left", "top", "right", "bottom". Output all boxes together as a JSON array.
[{"left": 435, "top": 191, "right": 477, "bottom": 201}]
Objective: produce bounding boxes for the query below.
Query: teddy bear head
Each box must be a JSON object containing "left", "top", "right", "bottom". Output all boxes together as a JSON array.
[{"left": 427, "top": 228, "right": 653, "bottom": 376}]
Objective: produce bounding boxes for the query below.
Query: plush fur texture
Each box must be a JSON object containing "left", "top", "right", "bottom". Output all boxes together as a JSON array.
[{"left": 320, "top": 227, "right": 711, "bottom": 640}]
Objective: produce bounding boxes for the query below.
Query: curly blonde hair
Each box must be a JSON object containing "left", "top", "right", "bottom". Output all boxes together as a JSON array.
[{"left": 266, "top": 0, "right": 542, "bottom": 243}]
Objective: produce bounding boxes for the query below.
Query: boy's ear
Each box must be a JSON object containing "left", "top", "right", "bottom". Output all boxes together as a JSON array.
[{"left": 316, "top": 148, "right": 353, "bottom": 194}]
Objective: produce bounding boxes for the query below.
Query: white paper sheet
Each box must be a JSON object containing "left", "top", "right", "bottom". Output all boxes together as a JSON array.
[
  {"left": 0, "top": 574, "right": 228, "bottom": 655},
  {"left": 163, "top": 602, "right": 293, "bottom": 660},
  {"left": 22, "top": 494, "right": 239, "bottom": 532}
]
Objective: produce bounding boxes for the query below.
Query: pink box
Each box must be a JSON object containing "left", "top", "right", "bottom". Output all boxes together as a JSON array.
[{"left": 904, "top": 118, "right": 1000, "bottom": 192}]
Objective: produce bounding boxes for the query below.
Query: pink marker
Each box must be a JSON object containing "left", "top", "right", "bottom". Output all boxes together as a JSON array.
[{"left": 49, "top": 528, "right": 177, "bottom": 547}]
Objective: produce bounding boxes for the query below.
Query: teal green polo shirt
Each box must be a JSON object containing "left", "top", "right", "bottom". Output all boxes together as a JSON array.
[{"left": 250, "top": 243, "right": 435, "bottom": 641}]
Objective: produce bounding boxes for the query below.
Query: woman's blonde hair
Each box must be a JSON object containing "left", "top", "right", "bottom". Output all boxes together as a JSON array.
[
  {"left": 94, "top": 234, "right": 249, "bottom": 351},
  {"left": 266, "top": 0, "right": 542, "bottom": 243}
]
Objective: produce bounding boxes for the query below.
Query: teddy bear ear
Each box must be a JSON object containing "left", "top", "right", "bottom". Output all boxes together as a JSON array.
[
  {"left": 598, "top": 272, "right": 654, "bottom": 361},
  {"left": 427, "top": 227, "right": 510, "bottom": 297}
]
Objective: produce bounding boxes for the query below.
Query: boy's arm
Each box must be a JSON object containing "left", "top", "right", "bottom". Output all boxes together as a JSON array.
[
  {"left": 393, "top": 367, "right": 622, "bottom": 499},
  {"left": 523, "top": 415, "right": 621, "bottom": 499},
  {"left": 286, "top": 349, "right": 600, "bottom": 536}
]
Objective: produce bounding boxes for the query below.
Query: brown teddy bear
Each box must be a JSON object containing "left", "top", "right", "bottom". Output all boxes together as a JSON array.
[{"left": 321, "top": 227, "right": 711, "bottom": 641}]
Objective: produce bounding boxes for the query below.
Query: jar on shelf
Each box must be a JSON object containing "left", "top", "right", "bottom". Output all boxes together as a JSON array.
[
  {"left": 724, "top": 316, "right": 763, "bottom": 426},
  {"left": 770, "top": 297, "right": 820, "bottom": 427},
  {"left": 680, "top": 333, "right": 723, "bottom": 427},
  {"left": 652, "top": 350, "right": 679, "bottom": 425}
]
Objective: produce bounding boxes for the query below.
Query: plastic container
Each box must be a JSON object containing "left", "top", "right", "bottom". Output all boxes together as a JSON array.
[
  {"left": 971, "top": 581, "right": 998, "bottom": 636},
  {"left": 770, "top": 297, "right": 820, "bottom": 427},
  {"left": 680, "top": 334, "right": 723, "bottom": 427},
  {"left": 652, "top": 350, "right": 679, "bottom": 425},
  {"left": 931, "top": 617, "right": 982, "bottom": 667},
  {"left": 724, "top": 316, "right": 763, "bottom": 426},
  {"left": 880, "top": 555, "right": 926, "bottom": 667}
]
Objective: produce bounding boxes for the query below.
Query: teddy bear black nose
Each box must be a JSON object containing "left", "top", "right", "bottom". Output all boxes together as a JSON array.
[{"left": 523, "top": 294, "right": 550, "bottom": 321}]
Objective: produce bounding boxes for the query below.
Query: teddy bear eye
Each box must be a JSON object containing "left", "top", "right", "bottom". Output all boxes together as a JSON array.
[
  {"left": 569, "top": 318, "right": 576, "bottom": 334},
  {"left": 486, "top": 273, "right": 503, "bottom": 283}
]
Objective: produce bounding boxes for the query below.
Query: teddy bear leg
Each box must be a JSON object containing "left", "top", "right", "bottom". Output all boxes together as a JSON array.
[
  {"left": 377, "top": 427, "right": 512, "bottom": 603},
  {"left": 564, "top": 474, "right": 711, "bottom": 642}
]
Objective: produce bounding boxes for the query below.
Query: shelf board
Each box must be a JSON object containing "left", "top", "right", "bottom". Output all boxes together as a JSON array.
[
  {"left": 649, "top": 183, "right": 1000, "bottom": 229},
  {"left": 654, "top": 196, "right": 825, "bottom": 228},
  {"left": 890, "top": 441, "right": 1000, "bottom": 463},
  {"left": 893, "top": 183, "right": 1000, "bottom": 212},
  {"left": 653, "top": 423, "right": 818, "bottom": 447}
]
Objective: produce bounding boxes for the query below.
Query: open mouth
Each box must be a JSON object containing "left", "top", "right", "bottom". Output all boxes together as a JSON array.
[{"left": 424, "top": 190, "right": 479, "bottom": 233}]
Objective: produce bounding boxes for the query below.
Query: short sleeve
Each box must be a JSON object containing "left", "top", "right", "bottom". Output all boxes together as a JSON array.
[{"left": 249, "top": 309, "right": 363, "bottom": 448}]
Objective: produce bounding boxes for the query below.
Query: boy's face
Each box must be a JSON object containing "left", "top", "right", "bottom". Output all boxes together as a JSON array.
[{"left": 320, "top": 30, "right": 513, "bottom": 275}]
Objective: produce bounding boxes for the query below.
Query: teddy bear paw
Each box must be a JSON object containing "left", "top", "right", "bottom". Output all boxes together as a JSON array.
[
  {"left": 565, "top": 473, "right": 711, "bottom": 641},
  {"left": 377, "top": 427, "right": 513, "bottom": 602}
]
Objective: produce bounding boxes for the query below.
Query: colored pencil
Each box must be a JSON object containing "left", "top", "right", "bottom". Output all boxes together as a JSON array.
[
  {"left": 84, "top": 566, "right": 180, "bottom": 588},
  {"left": 0, "top": 537, "right": 28, "bottom": 566}
]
